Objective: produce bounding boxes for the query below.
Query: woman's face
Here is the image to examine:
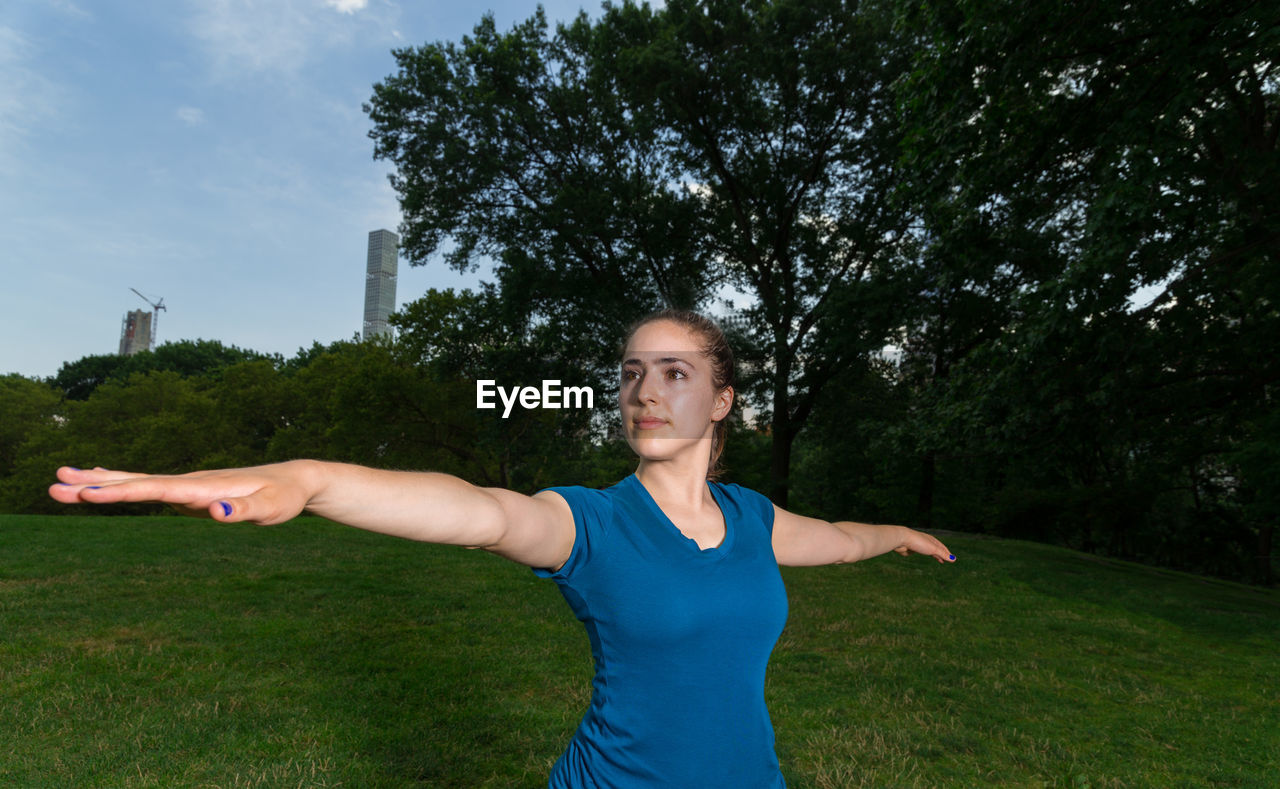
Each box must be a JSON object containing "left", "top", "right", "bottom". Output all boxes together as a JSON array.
[{"left": 618, "top": 320, "right": 731, "bottom": 462}]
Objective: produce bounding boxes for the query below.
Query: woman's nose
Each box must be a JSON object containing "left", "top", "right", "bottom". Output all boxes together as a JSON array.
[{"left": 635, "top": 372, "right": 660, "bottom": 403}]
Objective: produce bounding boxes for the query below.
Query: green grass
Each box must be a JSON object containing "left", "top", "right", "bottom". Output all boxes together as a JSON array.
[{"left": 1, "top": 516, "right": 1276, "bottom": 788}]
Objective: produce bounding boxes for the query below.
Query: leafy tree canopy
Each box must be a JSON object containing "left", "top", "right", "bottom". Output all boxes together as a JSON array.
[{"left": 50, "top": 339, "right": 276, "bottom": 400}]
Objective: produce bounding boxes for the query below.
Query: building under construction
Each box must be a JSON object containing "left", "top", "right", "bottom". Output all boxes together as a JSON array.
[
  {"left": 118, "top": 309, "right": 153, "bottom": 355},
  {"left": 363, "top": 229, "right": 399, "bottom": 340},
  {"left": 119, "top": 288, "right": 164, "bottom": 355}
]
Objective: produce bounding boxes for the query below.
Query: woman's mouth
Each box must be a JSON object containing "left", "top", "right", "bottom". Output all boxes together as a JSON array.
[{"left": 634, "top": 417, "right": 667, "bottom": 429}]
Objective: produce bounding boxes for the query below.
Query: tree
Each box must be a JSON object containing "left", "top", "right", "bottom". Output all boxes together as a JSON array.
[
  {"left": 48, "top": 353, "right": 130, "bottom": 402},
  {"left": 606, "top": 0, "right": 929, "bottom": 505},
  {"left": 365, "top": 6, "right": 714, "bottom": 368},
  {"left": 0, "top": 375, "right": 62, "bottom": 479},
  {"left": 391, "top": 287, "right": 615, "bottom": 489},
  {"left": 2, "top": 371, "right": 223, "bottom": 514},
  {"left": 50, "top": 340, "right": 272, "bottom": 401},
  {"left": 367, "top": 0, "right": 922, "bottom": 505},
  {"left": 202, "top": 360, "right": 293, "bottom": 469},
  {"left": 889, "top": 0, "right": 1279, "bottom": 578}
]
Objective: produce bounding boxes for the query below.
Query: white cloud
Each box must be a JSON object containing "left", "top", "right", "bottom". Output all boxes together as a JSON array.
[
  {"left": 187, "top": 0, "right": 321, "bottom": 79},
  {"left": 0, "top": 26, "right": 65, "bottom": 176},
  {"left": 186, "top": 0, "right": 390, "bottom": 81},
  {"left": 176, "top": 106, "right": 206, "bottom": 126},
  {"left": 326, "top": 0, "right": 368, "bottom": 13},
  {"left": 47, "top": 0, "right": 93, "bottom": 21}
]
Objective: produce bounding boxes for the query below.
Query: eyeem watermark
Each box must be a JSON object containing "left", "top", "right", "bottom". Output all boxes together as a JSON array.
[{"left": 476, "top": 380, "right": 594, "bottom": 418}]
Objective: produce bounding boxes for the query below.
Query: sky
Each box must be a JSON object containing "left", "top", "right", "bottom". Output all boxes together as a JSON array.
[{"left": 0, "top": 0, "right": 613, "bottom": 379}]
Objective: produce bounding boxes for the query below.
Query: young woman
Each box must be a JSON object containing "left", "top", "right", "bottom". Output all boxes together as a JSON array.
[{"left": 49, "top": 308, "right": 955, "bottom": 787}]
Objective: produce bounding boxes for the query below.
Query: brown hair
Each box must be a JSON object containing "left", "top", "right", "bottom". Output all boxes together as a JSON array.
[{"left": 620, "top": 309, "right": 736, "bottom": 481}]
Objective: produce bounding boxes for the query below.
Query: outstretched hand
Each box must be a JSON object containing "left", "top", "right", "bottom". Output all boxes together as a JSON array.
[
  {"left": 893, "top": 527, "right": 956, "bottom": 564},
  {"left": 48, "top": 463, "right": 317, "bottom": 525}
]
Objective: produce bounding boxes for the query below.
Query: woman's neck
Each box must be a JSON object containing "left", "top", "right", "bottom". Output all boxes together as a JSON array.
[{"left": 635, "top": 453, "right": 713, "bottom": 511}]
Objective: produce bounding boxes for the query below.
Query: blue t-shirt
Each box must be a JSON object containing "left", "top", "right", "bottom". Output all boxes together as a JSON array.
[{"left": 533, "top": 472, "right": 789, "bottom": 788}]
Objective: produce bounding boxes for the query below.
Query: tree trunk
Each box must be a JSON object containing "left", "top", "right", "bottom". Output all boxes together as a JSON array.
[
  {"left": 768, "top": 328, "right": 794, "bottom": 508},
  {"left": 1258, "top": 518, "right": 1275, "bottom": 586},
  {"left": 769, "top": 408, "right": 794, "bottom": 509},
  {"left": 917, "top": 451, "right": 936, "bottom": 529}
]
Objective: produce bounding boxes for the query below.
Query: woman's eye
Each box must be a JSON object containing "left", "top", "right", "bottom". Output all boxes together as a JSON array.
[
  {"left": 668, "top": 368, "right": 687, "bottom": 379},
  {"left": 621, "top": 370, "right": 638, "bottom": 380}
]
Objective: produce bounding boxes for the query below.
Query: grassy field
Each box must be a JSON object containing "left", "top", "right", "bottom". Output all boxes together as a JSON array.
[{"left": 1, "top": 515, "right": 1276, "bottom": 788}]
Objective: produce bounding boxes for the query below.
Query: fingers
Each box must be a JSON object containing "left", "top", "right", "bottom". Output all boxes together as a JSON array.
[
  {"left": 923, "top": 535, "right": 956, "bottom": 563},
  {"left": 897, "top": 528, "right": 957, "bottom": 564},
  {"left": 55, "top": 465, "right": 149, "bottom": 486},
  {"left": 50, "top": 466, "right": 157, "bottom": 504},
  {"left": 50, "top": 467, "right": 255, "bottom": 512},
  {"left": 49, "top": 463, "right": 309, "bottom": 526},
  {"left": 69, "top": 476, "right": 227, "bottom": 507},
  {"left": 48, "top": 481, "right": 84, "bottom": 504}
]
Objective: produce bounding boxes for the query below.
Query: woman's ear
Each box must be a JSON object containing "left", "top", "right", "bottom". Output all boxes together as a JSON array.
[{"left": 712, "top": 385, "right": 734, "bottom": 421}]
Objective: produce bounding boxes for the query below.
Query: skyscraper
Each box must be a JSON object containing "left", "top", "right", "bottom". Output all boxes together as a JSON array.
[{"left": 363, "top": 229, "right": 398, "bottom": 340}]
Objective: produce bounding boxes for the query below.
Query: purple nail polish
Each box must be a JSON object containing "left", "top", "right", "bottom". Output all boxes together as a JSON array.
[
  {"left": 949, "top": 554, "right": 956, "bottom": 561},
  {"left": 87, "top": 486, "right": 102, "bottom": 490},
  {"left": 219, "top": 502, "right": 232, "bottom": 516}
]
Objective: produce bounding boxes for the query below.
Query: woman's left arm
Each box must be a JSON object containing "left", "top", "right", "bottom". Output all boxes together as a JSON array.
[{"left": 771, "top": 505, "right": 956, "bottom": 567}]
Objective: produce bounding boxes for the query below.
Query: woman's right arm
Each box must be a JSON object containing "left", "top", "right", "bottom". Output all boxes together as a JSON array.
[{"left": 48, "top": 461, "right": 576, "bottom": 571}]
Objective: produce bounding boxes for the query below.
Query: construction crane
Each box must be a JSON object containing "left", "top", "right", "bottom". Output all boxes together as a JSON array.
[{"left": 130, "top": 287, "right": 166, "bottom": 352}]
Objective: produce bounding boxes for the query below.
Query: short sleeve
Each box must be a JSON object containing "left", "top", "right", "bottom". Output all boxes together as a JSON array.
[
  {"left": 531, "top": 485, "right": 612, "bottom": 582},
  {"left": 723, "top": 482, "right": 777, "bottom": 535}
]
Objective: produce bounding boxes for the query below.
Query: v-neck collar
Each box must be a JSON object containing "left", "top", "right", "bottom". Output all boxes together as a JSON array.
[{"left": 627, "top": 473, "right": 735, "bottom": 558}]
